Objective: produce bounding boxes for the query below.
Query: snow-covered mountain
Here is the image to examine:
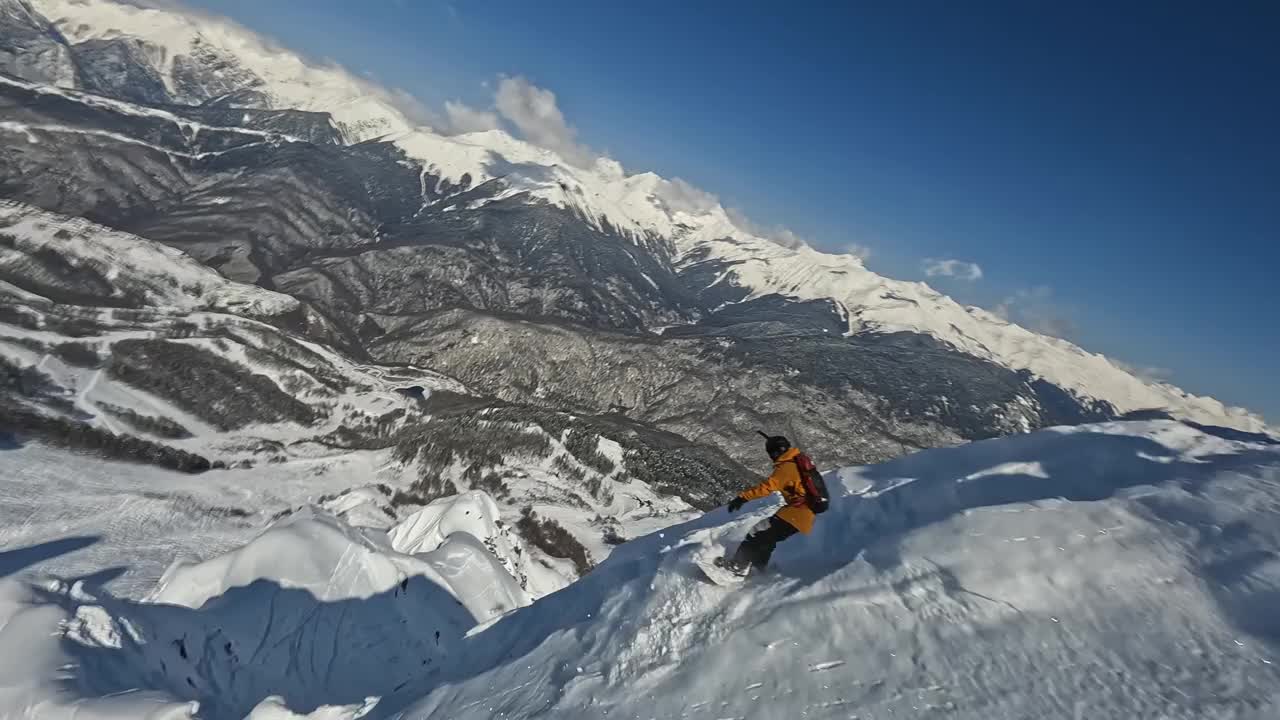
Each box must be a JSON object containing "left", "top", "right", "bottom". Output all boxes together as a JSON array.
[
  {"left": 0, "top": 66, "right": 1096, "bottom": 470},
  {"left": 2, "top": 0, "right": 1264, "bottom": 433},
  {"left": 391, "top": 127, "right": 1266, "bottom": 431},
  {"left": 18, "top": 0, "right": 413, "bottom": 141},
  {"left": 3, "top": 419, "right": 1278, "bottom": 718}
]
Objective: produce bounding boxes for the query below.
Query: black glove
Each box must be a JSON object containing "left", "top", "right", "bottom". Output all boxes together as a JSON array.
[{"left": 727, "top": 496, "right": 746, "bottom": 513}]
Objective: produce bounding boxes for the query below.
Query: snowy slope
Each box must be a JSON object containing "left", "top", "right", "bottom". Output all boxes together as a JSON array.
[
  {"left": 30, "top": 0, "right": 414, "bottom": 142},
  {"left": 0, "top": 73, "right": 310, "bottom": 144},
  {"left": 0, "top": 504, "right": 526, "bottom": 719},
  {"left": 396, "top": 419, "right": 1280, "bottom": 719},
  {"left": 388, "top": 492, "right": 557, "bottom": 601},
  {"left": 86, "top": 508, "right": 487, "bottom": 716},
  {"left": 0, "top": 438, "right": 679, "bottom": 718},
  {"left": 0, "top": 303, "right": 458, "bottom": 467},
  {"left": 2, "top": 419, "right": 1277, "bottom": 719},
  {"left": 0, "top": 580, "right": 199, "bottom": 719},
  {"left": 0, "top": 442, "right": 542, "bottom": 718},
  {"left": 0, "top": 201, "right": 468, "bottom": 476},
  {"left": 0, "top": 200, "right": 298, "bottom": 316}
]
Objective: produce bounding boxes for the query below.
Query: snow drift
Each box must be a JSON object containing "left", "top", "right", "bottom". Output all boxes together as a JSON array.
[
  {"left": 386, "top": 491, "right": 546, "bottom": 607},
  {"left": 9, "top": 499, "right": 532, "bottom": 720},
  {"left": 2, "top": 419, "right": 1278, "bottom": 719},
  {"left": 398, "top": 420, "right": 1280, "bottom": 719}
]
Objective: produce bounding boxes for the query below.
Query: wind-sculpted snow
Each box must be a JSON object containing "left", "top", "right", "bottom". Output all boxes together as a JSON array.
[
  {"left": 23, "top": 504, "right": 530, "bottom": 719},
  {"left": 2, "top": 420, "right": 1277, "bottom": 718},
  {"left": 389, "top": 491, "right": 558, "bottom": 600},
  {"left": 388, "top": 420, "right": 1280, "bottom": 719}
]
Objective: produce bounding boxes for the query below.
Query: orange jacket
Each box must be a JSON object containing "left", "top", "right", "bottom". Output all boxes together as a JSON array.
[{"left": 737, "top": 447, "right": 815, "bottom": 534}]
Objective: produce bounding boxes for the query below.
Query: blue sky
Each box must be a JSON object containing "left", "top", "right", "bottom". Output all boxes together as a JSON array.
[{"left": 189, "top": 0, "right": 1279, "bottom": 420}]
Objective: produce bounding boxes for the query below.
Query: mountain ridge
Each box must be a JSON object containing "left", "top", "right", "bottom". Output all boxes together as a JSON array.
[
  {"left": 26, "top": 0, "right": 416, "bottom": 141},
  {"left": 0, "top": 0, "right": 1267, "bottom": 435}
]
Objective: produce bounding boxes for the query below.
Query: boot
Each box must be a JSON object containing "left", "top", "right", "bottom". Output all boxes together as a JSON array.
[{"left": 718, "top": 547, "right": 752, "bottom": 577}]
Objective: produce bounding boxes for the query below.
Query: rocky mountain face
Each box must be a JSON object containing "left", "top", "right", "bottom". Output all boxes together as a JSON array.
[
  {"left": 0, "top": 72, "right": 693, "bottom": 332},
  {"left": 0, "top": 0, "right": 77, "bottom": 86},
  {"left": 0, "top": 66, "right": 1100, "bottom": 466},
  {"left": 0, "top": 0, "right": 1264, "bottom": 522},
  {"left": 371, "top": 308, "right": 1065, "bottom": 469}
]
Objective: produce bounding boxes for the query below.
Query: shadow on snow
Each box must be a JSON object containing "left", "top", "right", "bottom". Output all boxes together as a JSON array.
[
  {"left": 0, "top": 535, "right": 101, "bottom": 579},
  {"left": 36, "top": 573, "right": 474, "bottom": 720}
]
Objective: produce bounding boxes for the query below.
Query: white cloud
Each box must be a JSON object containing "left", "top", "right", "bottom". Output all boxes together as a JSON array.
[
  {"left": 386, "top": 88, "right": 442, "bottom": 127},
  {"left": 923, "top": 258, "right": 984, "bottom": 281},
  {"left": 768, "top": 228, "right": 807, "bottom": 250},
  {"left": 494, "top": 75, "right": 595, "bottom": 167},
  {"left": 438, "top": 81, "right": 813, "bottom": 251},
  {"left": 993, "top": 285, "right": 1079, "bottom": 339},
  {"left": 725, "top": 207, "right": 805, "bottom": 249},
  {"left": 652, "top": 177, "right": 720, "bottom": 215},
  {"left": 992, "top": 285, "right": 1050, "bottom": 319},
  {"left": 1112, "top": 359, "right": 1174, "bottom": 384},
  {"left": 723, "top": 208, "right": 875, "bottom": 258},
  {"left": 840, "top": 243, "right": 872, "bottom": 261},
  {"left": 443, "top": 100, "right": 501, "bottom": 134}
]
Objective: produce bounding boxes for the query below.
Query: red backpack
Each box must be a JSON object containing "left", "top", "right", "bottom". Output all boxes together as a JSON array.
[{"left": 793, "top": 453, "right": 830, "bottom": 514}]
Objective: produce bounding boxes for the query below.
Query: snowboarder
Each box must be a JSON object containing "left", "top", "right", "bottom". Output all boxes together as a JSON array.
[{"left": 718, "top": 432, "right": 827, "bottom": 576}]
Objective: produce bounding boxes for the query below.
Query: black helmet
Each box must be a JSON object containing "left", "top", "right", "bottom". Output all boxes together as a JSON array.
[{"left": 757, "top": 430, "right": 791, "bottom": 460}]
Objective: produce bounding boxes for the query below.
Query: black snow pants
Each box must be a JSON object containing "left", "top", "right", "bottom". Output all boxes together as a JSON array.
[{"left": 731, "top": 515, "right": 799, "bottom": 570}]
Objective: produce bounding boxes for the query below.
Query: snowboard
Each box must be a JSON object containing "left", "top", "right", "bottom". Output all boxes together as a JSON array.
[{"left": 694, "top": 555, "right": 747, "bottom": 586}]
